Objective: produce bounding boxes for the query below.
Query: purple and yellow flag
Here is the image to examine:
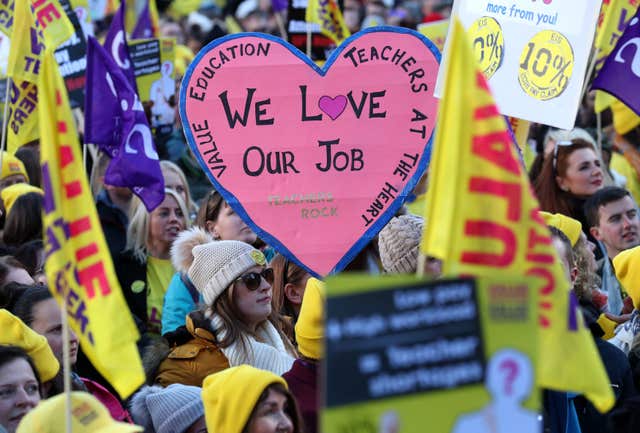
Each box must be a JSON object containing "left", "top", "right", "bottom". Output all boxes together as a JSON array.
[
  {"left": 39, "top": 50, "right": 144, "bottom": 398},
  {"left": 592, "top": 6, "right": 640, "bottom": 116},
  {"left": 422, "top": 19, "right": 614, "bottom": 413},
  {"left": 6, "top": 80, "right": 39, "bottom": 153},
  {"left": 0, "top": 0, "right": 13, "bottom": 37},
  {"left": 594, "top": 0, "right": 639, "bottom": 112}
]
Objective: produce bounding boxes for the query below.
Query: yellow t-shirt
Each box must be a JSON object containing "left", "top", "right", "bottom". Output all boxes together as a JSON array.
[{"left": 146, "top": 256, "right": 175, "bottom": 336}]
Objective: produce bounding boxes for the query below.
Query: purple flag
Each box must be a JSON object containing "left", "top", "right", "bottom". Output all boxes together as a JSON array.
[
  {"left": 84, "top": 36, "right": 164, "bottom": 212},
  {"left": 592, "top": 9, "right": 640, "bottom": 115},
  {"left": 132, "top": 1, "right": 154, "bottom": 39},
  {"left": 272, "top": 0, "right": 288, "bottom": 13},
  {"left": 104, "top": 1, "right": 138, "bottom": 92}
]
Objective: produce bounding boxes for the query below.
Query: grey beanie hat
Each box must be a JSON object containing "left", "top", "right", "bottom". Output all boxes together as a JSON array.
[
  {"left": 130, "top": 384, "right": 204, "bottom": 433},
  {"left": 378, "top": 214, "right": 424, "bottom": 274},
  {"left": 188, "top": 239, "right": 267, "bottom": 305}
]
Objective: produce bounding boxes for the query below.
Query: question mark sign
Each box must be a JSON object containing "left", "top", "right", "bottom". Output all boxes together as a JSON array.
[{"left": 499, "top": 359, "right": 519, "bottom": 396}]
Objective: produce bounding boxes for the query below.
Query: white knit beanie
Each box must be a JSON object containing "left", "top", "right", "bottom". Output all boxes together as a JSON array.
[
  {"left": 188, "top": 239, "right": 267, "bottom": 305},
  {"left": 130, "top": 384, "right": 204, "bottom": 433},
  {"left": 378, "top": 214, "right": 424, "bottom": 274}
]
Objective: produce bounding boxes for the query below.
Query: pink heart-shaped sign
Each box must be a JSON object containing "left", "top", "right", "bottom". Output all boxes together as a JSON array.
[{"left": 180, "top": 28, "right": 440, "bottom": 276}]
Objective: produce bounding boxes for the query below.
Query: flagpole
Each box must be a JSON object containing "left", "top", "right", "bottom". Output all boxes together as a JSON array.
[
  {"left": 580, "top": 48, "right": 599, "bottom": 103},
  {"left": 306, "top": 24, "right": 312, "bottom": 58},
  {"left": 0, "top": 77, "right": 11, "bottom": 177},
  {"left": 275, "top": 12, "right": 287, "bottom": 40},
  {"left": 60, "top": 300, "right": 72, "bottom": 433},
  {"left": 596, "top": 111, "right": 602, "bottom": 152}
]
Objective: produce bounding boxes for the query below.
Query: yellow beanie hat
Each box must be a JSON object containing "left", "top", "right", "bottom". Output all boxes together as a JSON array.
[
  {"left": 17, "top": 392, "right": 142, "bottom": 433},
  {"left": 613, "top": 246, "right": 640, "bottom": 309},
  {"left": 0, "top": 152, "right": 28, "bottom": 181},
  {"left": 1, "top": 183, "right": 43, "bottom": 216},
  {"left": 202, "top": 365, "right": 287, "bottom": 433},
  {"left": 0, "top": 309, "right": 60, "bottom": 381},
  {"left": 540, "top": 211, "right": 582, "bottom": 247},
  {"left": 612, "top": 99, "right": 640, "bottom": 135},
  {"left": 295, "top": 277, "right": 325, "bottom": 360}
]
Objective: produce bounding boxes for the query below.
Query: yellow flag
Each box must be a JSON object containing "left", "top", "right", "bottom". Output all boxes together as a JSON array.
[
  {"left": 6, "top": 80, "right": 39, "bottom": 152},
  {"left": 30, "top": 0, "right": 74, "bottom": 45},
  {"left": 422, "top": 19, "right": 615, "bottom": 413},
  {"left": 417, "top": 19, "right": 449, "bottom": 53},
  {"left": 225, "top": 15, "right": 243, "bottom": 35},
  {"left": 38, "top": 51, "right": 144, "bottom": 399},
  {"left": 306, "top": 0, "right": 350, "bottom": 46},
  {"left": 148, "top": 0, "right": 160, "bottom": 36},
  {"left": 167, "top": 0, "right": 202, "bottom": 19},
  {"left": 7, "top": 1, "right": 74, "bottom": 82}
]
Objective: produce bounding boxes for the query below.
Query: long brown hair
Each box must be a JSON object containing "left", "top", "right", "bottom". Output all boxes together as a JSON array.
[
  {"left": 270, "top": 255, "right": 309, "bottom": 316},
  {"left": 533, "top": 139, "right": 598, "bottom": 216},
  {"left": 210, "top": 281, "right": 296, "bottom": 355},
  {"left": 196, "top": 189, "right": 225, "bottom": 228}
]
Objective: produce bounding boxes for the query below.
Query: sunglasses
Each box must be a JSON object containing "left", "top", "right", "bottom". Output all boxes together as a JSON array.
[
  {"left": 552, "top": 140, "right": 574, "bottom": 174},
  {"left": 235, "top": 268, "right": 274, "bottom": 291}
]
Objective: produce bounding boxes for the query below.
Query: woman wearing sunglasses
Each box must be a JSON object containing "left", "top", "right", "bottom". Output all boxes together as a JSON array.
[
  {"left": 161, "top": 189, "right": 273, "bottom": 336},
  {"left": 534, "top": 138, "right": 606, "bottom": 229},
  {"left": 153, "top": 229, "right": 295, "bottom": 387}
]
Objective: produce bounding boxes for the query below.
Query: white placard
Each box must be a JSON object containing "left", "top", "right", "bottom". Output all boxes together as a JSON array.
[{"left": 436, "top": 0, "right": 602, "bottom": 129}]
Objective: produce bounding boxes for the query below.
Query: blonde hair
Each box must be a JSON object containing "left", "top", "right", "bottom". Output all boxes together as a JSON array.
[
  {"left": 126, "top": 188, "right": 191, "bottom": 263},
  {"left": 160, "top": 160, "right": 197, "bottom": 216}
]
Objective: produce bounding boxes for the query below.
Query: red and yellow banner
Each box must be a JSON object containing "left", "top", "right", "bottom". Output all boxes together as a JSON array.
[
  {"left": 39, "top": 50, "right": 144, "bottom": 399},
  {"left": 422, "top": 19, "right": 614, "bottom": 413},
  {"left": 7, "top": 0, "right": 74, "bottom": 83}
]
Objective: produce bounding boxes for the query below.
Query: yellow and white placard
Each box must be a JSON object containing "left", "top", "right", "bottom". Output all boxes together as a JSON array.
[{"left": 437, "top": 0, "right": 601, "bottom": 129}]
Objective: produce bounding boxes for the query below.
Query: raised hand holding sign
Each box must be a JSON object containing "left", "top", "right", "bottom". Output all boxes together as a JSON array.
[{"left": 180, "top": 28, "right": 440, "bottom": 276}]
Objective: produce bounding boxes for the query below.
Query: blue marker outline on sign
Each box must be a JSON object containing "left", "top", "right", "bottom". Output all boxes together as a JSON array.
[{"left": 179, "top": 26, "right": 441, "bottom": 277}]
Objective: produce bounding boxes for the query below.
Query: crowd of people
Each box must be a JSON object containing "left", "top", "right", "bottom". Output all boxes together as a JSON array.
[{"left": 1, "top": 0, "right": 640, "bottom": 432}]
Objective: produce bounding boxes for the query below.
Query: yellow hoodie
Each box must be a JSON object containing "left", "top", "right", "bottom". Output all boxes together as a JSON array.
[
  {"left": 202, "top": 365, "right": 288, "bottom": 433},
  {"left": 0, "top": 309, "right": 60, "bottom": 381}
]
